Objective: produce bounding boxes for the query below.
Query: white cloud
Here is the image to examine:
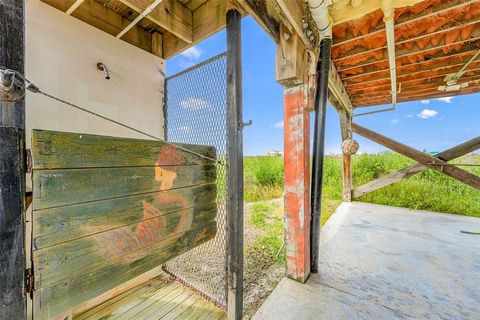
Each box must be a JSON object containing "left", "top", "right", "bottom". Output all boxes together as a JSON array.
[
  {"left": 180, "top": 46, "right": 202, "bottom": 60},
  {"left": 436, "top": 97, "right": 453, "bottom": 103},
  {"left": 417, "top": 109, "right": 438, "bottom": 119},
  {"left": 178, "top": 60, "right": 195, "bottom": 68},
  {"left": 421, "top": 100, "right": 430, "bottom": 104},
  {"left": 273, "top": 121, "right": 284, "bottom": 128},
  {"left": 180, "top": 98, "right": 209, "bottom": 110},
  {"left": 404, "top": 114, "right": 414, "bottom": 118},
  {"left": 391, "top": 119, "right": 399, "bottom": 124}
]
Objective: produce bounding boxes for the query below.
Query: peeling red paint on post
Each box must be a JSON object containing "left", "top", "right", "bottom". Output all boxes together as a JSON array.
[{"left": 283, "top": 84, "right": 311, "bottom": 283}]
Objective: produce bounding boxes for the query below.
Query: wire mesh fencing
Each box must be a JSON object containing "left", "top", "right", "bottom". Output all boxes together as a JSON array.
[{"left": 163, "top": 53, "right": 228, "bottom": 307}]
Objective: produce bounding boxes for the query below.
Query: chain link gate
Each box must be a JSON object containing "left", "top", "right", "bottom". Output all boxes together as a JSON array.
[{"left": 163, "top": 53, "right": 228, "bottom": 307}]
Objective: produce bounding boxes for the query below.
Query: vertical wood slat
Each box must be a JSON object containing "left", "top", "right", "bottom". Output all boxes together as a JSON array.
[
  {"left": 0, "top": 0, "right": 26, "bottom": 319},
  {"left": 31, "top": 130, "right": 218, "bottom": 319},
  {"left": 226, "top": 9, "right": 244, "bottom": 320}
]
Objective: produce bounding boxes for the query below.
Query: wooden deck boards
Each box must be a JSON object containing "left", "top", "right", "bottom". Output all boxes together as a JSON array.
[{"left": 74, "top": 273, "right": 225, "bottom": 320}]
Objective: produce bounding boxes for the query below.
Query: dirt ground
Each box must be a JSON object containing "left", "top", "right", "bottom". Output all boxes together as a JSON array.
[{"left": 242, "top": 199, "right": 285, "bottom": 319}]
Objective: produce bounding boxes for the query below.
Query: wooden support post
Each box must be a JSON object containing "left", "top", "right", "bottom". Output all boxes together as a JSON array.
[
  {"left": 352, "top": 123, "right": 480, "bottom": 191},
  {"left": 0, "top": 0, "right": 27, "bottom": 318},
  {"left": 352, "top": 136, "right": 480, "bottom": 198},
  {"left": 283, "top": 84, "right": 311, "bottom": 283},
  {"left": 226, "top": 9, "right": 243, "bottom": 320},
  {"left": 339, "top": 110, "right": 352, "bottom": 202}
]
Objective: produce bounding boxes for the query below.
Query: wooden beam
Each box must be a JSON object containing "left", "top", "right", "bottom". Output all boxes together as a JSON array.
[
  {"left": 117, "top": 0, "right": 166, "bottom": 40},
  {"left": 283, "top": 84, "right": 311, "bottom": 282},
  {"left": 271, "top": 0, "right": 352, "bottom": 113},
  {"left": 352, "top": 123, "right": 480, "bottom": 190},
  {"left": 163, "top": 0, "right": 226, "bottom": 59},
  {"left": 333, "top": 8, "right": 480, "bottom": 61},
  {"left": 226, "top": 9, "right": 243, "bottom": 320},
  {"left": 355, "top": 82, "right": 480, "bottom": 106},
  {"left": 345, "top": 59, "right": 480, "bottom": 90},
  {"left": 152, "top": 31, "right": 163, "bottom": 57},
  {"left": 275, "top": 24, "right": 307, "bottom": 87},
  {"left": 339, "top": 110, "right": 352, "bottom": 201},
  {"left": 41, "top": 0, "right": 154, "bottom": 54},
  {"left": 337, "top": 34, "right": 480, "bottom": 72},
  {"left": 118, "top": 0, "right": 193, "bottom": 43},
  {"left": 332, "top": 0, "right": 476, "bottom": 47},
  {"left": 0, "top": 0, "right": 26, "bottom": 318},
  {"left": 66, "top": 0, "right": 85, "bottom": 14},
  {"left": 236, "top": 0, "right": 279, "bottom": 40},
  {"left": 353, "top": 136, "right": 480, "bottom": 198}
]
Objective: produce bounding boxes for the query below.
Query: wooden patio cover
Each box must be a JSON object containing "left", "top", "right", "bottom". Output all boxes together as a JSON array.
[{"left": 40, "top": 0, "right": 480, "bottom": 110}]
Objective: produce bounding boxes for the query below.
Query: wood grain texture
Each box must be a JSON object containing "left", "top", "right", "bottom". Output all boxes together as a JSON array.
[
  {"left": 352, "top": 123, "right": 480, "bottom": 191},
  {"left": 33, "top": 164, "right": 216, "bottom": 209},
  {"left": 32, "top": 129, "right": 216, "bottom": 169},
  {"left": 33, "top": 183, "right": 216, "bottom": 249},
  {"left": 31, "top": 131, "right": 218, "bottom": 319},
  {"left": 0, "top": 128, "right": 26, "bottom": 319},
  {"left": 352, "top": 135, "right": 480, "bottom": 198},
  {"left": 34, "top": 204, "right": 217, "bottom": 288},
  {"left": 34, "top": 222, "right": 216, "bottom": 319}
]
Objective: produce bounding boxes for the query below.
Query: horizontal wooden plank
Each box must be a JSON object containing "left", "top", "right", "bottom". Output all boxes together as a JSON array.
[
  {"left": 34, "top": 203, "right": 216, "bottom": 288},
  {"left": 32, "top": 130, "right": 216, "bottom": 169},
  {"left": 33, "top": 183, "right": 216, "bottom": 249},
  {"left": 33, "top": 164, "right": 216, "bottom": 209},
  {"left": 34, "top": 221, "right": 217, "bottom": 320}
]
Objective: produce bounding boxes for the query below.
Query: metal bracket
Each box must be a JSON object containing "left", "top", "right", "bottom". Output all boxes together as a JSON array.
[
  {"left": 0, "top": 69, "right": 25, "bottom": 103},
  {"left": 238, "top": 120, "right": 252, "bottom": 129}
]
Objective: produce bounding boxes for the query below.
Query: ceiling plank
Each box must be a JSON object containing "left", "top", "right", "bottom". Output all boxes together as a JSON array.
[
  {"left": 40, "top": 0, "right": 154, "bottom": 54},
  {"left": 66, "top": 0, "right": 86, "bottom": 15},
  {"left": 334, "top": 13, "right": 480, "bottom": 61},
  {"left": 118, "top": 0, "right": 193, "bottom": 43},
  {"left": 163, "top": 0, "right": 226, "bottom": 59},
  {"left": 354, "top": 84, "right": 480, "bottom": 106},
  {"left": 333, "top": 0, "right": 476, "bottom": 47},
  {"left": 336, "top": 24, "right": 480, "bottom": 70},
  {"left": 346, "top": 61, "right": 480, "bottom": 92}
]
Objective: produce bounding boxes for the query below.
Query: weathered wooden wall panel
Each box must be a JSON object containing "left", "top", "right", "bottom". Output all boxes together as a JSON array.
[{"left": 31, "top": 130, "right": 218, "bottom": 320}]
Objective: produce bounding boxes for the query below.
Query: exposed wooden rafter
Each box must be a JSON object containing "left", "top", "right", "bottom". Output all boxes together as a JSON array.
[
  {"left": 118, "top": 0, "right": 193, "bottom": 43},
  {"left": 66, "top": 0, "right": 85, "bottom": 14}
]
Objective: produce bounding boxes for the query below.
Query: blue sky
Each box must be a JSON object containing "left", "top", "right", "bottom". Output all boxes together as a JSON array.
[{"left": 167, "top": 16, "right": 479, "bottom": 156}]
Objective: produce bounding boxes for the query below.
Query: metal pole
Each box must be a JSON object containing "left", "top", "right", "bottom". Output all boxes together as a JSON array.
[
  {"left": 226, "top": 8, "right": 243, "bottom": 320},
  {"left": 310, "top": 38, "right": 332, "bottom": 273},
  {"left": 0, "top": 0, "right": 27, "bottom": 318}
]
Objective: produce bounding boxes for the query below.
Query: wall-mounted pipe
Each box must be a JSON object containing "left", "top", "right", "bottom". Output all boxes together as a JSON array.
[
  {"left": 308, "top": 0, "right": 334, "bottom": 274},
  {"left": 308, "top": 0, "right": 333, "bottom": 39}
]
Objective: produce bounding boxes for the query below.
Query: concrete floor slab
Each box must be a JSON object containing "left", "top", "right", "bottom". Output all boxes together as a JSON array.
[{"left": 253, "top": 202, "right": 480, "bottom": 320}]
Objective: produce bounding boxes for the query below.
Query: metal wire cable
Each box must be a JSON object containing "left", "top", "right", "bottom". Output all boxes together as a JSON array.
[{"left": 1, "top": 68, "right": 220, "bottom": 164}]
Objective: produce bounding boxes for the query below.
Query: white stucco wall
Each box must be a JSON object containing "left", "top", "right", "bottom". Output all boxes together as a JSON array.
[{"left": 25, "top": 0, "right": 166, "bottom": 147}]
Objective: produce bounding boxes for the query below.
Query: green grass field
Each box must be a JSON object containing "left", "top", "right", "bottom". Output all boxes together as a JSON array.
[
  {"left": 244, "top": 153, "right": 480, "bottom": 220},
  {"left": 242, "top": 153, "right": 480, "bottom": 306}
]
